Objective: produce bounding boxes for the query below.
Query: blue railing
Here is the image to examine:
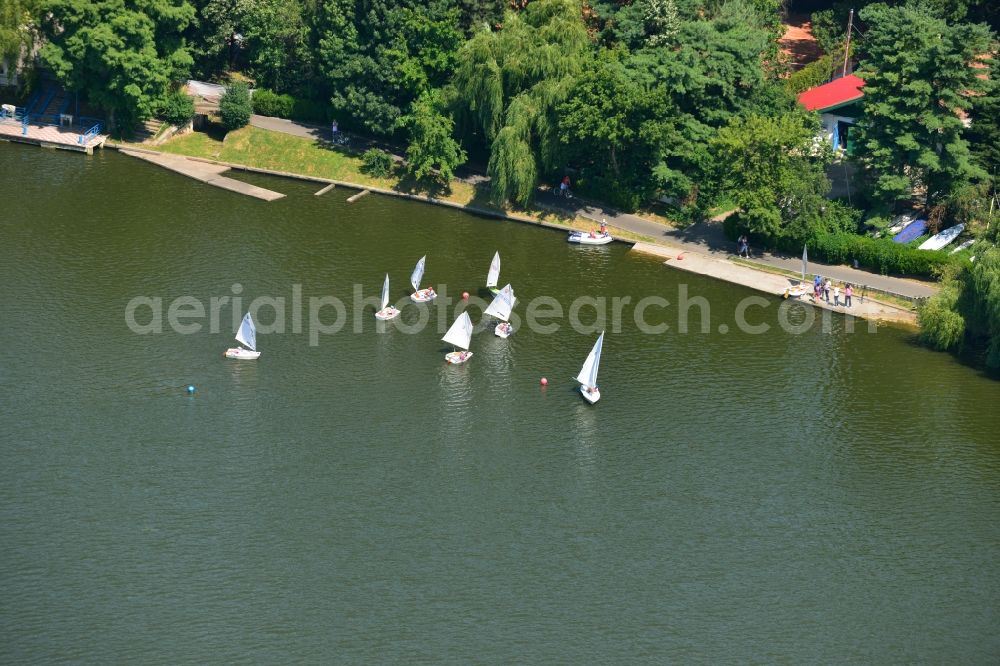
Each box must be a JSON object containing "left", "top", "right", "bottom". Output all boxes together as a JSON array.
[{"left": 78, "top": 122, "right": 103, "bottom": 144}]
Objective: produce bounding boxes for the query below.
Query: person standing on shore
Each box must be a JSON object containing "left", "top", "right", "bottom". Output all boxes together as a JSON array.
[
  {"left": 824, "top": 279, "right": 832, "bottom": 302},
  {"left": 738, "top": 234, "right": 749, "bottom": 258},
  {"left": 833, "top": 284, "right": 841, "bottom": 306},
  {"left": 845, "top": 284, "right": 853, "bottom": 307}
]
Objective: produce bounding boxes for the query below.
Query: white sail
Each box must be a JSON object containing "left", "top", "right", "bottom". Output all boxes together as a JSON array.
[
  {"left": 410, "top": 255, "right": 426, "bottom": 292},
  {"left": 484, "top": 283, "right": 515, "bottom": 321},
  {"left": 575, "top": 331, "right": 604, "bottom": 389},
  {"left": 486, "top": 251, "right": 501, "bottom": 288},
  {"left": 802, "top": 245, "right": 808, "bottom": 280},
  {"left": 235, "top": 312, "right": 256, "bottom": 351},
  {"left": 380, "top": 273, "right": 390, "bottom": 310},
  {"left": 442, "top": 311, "right": 473, "bottom": 350}
]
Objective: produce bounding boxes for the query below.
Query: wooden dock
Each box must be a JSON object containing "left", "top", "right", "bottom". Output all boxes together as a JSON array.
[
  {"left": 0, "top": 119, "right": 107, "bottom": 154},
  {"left": 119, "top": 149, "right": 285, "bottom": 201}
]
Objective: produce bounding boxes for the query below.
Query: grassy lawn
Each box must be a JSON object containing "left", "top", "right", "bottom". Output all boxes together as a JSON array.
[{"left": 149, "top": 123, "right": 658, "bottom": 245}]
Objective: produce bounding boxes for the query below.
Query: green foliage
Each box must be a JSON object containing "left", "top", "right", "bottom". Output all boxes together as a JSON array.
[
  {"left": 361, "top": 148, "right": 394, "bottom": 177},
  {"left": 252, "top": 89, "right": 294, "bottom": 118},
  {"left": 159, "top": 91, "right": 195, "bottom": 126},
  {"left": 400, "top": 91, "right": 467, "bottom": 184},
  {"left": 38, "top": 0, "right": 196, "bottom": 129},
  {"left": 219, "top": 81, "right": 252, "bottom": 130},
  {"left": 919, "top": 276, "right": 966, "bottom": 350},
  {"left": 455, "top": 0, "right": 590, "bottom": 205},
  {"left": 855, "top": 3, "right": 993, "bottom": 208},
  {"left": 0, "top": 0, "right": 37, "bottom": 64},
  {"left": 557, "top": 48, "right": 676, "bottom": 210},
  {"left": 965, "top": 66, "right": 1000, "bottom": 177},
  {"left": 712, "top": 111, "right": 838, "bottom": 241},
  {"left": 959, "top": 239, "right": 1000, "bottom": 366},
  {"left": 626, "top": 0, "right": 791, "bottom": 205},
  {"left": 316, "top": 0, "right": 464, "bottom": 135},
  {"left": 785, "top": 55, "right": 836, "bottom": 97}
]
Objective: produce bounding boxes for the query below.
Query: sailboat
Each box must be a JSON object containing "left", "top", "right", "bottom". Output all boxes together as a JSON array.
[
  {"left": 486, "top": 251, "right": 501, "bottom": 295},
  {"left": 442, "top": 311, "right": 474, "bottom": 364},
  {"left": 224, "top": 312, "right": 260, "bottom": 360},
  {"left": 484, "top": 283, "right": 516, "bottom": 338},
  {"left": 409, "top": 255, "right": 436, "bottom": 303},
  {"left": 374, "top": 273, "right": 400, "bottom": 320},
  {"left": 576, "top": 331, "right": 604, "bottom": 404}
]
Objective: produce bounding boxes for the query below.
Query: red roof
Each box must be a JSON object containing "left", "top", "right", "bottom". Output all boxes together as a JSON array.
[{"left": 798, "top": 74, "right": 865, "bottom": 112}]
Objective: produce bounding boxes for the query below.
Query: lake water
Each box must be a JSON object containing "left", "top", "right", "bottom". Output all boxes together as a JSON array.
[{"left": 2, "top": 143, "right": 999, "bottom": 663}]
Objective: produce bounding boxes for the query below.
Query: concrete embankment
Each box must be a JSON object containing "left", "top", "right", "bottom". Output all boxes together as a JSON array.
[
  {"left": 118, "top": 148, "right": 285, "bottom": 201},
  {"left": 631, "top": 242, "right": 918, "bottom": 327}
]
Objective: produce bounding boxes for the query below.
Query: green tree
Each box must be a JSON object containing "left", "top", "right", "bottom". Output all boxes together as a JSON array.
[
  {"left": 219, "top": 80, "right": 251, "bottom": 129},
  {"left": 965, "top": 63, "right": 1000, "bottom": 178},
  {"left": 855, "top": 3, "right": 993, "bottom": 208},
  {"left": 316, "top": 0, "right": 463, "bottom": 134},
  {"left": 39, "top": 0, "right": 195, "bottom": 129},
  {"left": 1, "top": 0, "right": 38, "bottom": 67},
  {"left": 557, "top": 49, "right": 676, "bottom": 209},
  {"left": 241, "top": 0, "right": 314, "bottom": 95},
  {"left": 453, "top": 0, "right": 590, "bottom": 205},
  {"left": 626, "top": 0, "right": 789, "bottom": 205},
  {"left": 40, "top": 0, "right": 194, "bottom": 126},
  {"left": 401, "top": 90, "right": 467, "bottom": 185},
  {"left": 712, "top": 111, "right": 848, "bottom": 241}
]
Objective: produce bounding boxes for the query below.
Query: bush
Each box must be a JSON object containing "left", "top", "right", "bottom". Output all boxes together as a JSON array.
[
  {"left": 785, "top": 55, "right": 836, "bottom": 96},
  {"left": 219, "top": 81, "right": 252, "bottom": 130},
  {"left": 291, "top": 97, "right": 328, "bottom": 124},
  {"left": 361, "top": 149, "right": 393, "bottom": 177},
  {"left": 159, "top": 91, "right": 195, "bottom": 127},
  {"left": 251, "top": 89, "right": 294, "bottom": 118},
  {"left": 724, "top": 214, "right": 954, "bottom": 276}
]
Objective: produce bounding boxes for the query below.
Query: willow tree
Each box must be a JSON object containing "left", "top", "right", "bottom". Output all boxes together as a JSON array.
[{"left": 453, "top": 0, "right": 590, "bottom": 205}]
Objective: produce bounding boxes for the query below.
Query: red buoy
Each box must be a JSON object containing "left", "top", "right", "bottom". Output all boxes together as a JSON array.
[
  {"left": 540, "top": 377, "right": 548, "bottom": 386},
  {"left": 462, "top": 291, "right": 470, "bottom": 300}
]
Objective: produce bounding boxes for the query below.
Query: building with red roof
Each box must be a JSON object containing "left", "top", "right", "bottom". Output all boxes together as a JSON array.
[{"left": 797, "top": 74, "right": 865, "bottom": 154}]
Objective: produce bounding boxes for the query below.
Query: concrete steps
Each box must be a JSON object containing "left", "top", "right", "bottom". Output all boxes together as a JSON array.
[{"left": 131, "top": 119, "right": 164, "bottom": 143}]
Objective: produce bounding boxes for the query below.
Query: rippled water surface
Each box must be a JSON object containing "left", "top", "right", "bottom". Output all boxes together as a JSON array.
[{"left": 2, "top": 144, "right": 999, "bottom": 663}]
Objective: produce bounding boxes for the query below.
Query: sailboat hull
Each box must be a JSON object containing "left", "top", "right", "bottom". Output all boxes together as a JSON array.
[
  {"left": 579, "top": 386, "right": 601, "bottom": 404},
  {"left": 410, "top": 289, "right": 436, "bottom": 303},
  {"left": 374, "top": 306, "right": 400, "bottom": 321},
  {"left": 445, "top": 351, "right": 473, "bottom": 364},
  {"left": 224, "top": 347, "right": 261, "bottom": 360}
]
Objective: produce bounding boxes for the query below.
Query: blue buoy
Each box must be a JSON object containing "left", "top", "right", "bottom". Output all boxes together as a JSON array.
[{"left": 186, "top": 385, "right": 196, "bottom": 394}]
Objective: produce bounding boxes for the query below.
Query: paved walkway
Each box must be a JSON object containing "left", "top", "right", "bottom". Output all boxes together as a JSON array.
[
  {"left": 536, "top": 190, "right": 937, "bottom": 299},
  {"left": 251, "top": 114, "right": 936, "bottom": 299},
  {"left": 120, "top": 148, "right": 285, "bottom": 201},
  {"left": 631, "top": 242, "right": 917, "bottom": 326}
]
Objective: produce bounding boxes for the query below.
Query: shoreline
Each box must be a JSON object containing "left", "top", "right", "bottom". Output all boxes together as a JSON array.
[{"left": 105, "top": 141, "right": 919, "bottom": 328}]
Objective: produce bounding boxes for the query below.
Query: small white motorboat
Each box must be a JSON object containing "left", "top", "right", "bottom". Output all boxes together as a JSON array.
[
  {"left": 224, "top": 312, "right": 261, "bottom": 360},
  {"left": 374, "top": 273, "right": 400, "bottom": 321},
  {"left": 484, "top": 283, "right": 516, "bottom": 338},
  {"left": 568, "top": 230, "right": 613, "bottom": 245},
  {"left": 409, "top": 255, "right": 437, "bottom": 302},
  {"left": 577, "top": 331, "right": 604, "bottom": 404},
  {"left": 442, "top": 311, "right": 474, "bottom": 364}
]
